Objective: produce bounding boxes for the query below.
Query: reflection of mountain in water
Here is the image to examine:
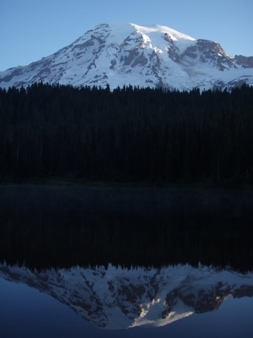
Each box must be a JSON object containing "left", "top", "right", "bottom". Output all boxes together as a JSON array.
[{"left": 1, "top": 264, "right": 252, "bottom": 330}]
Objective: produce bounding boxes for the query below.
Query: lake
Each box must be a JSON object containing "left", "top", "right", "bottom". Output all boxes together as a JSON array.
[{"left": 0, "top": 184, "right": 253, "bottom": 337}]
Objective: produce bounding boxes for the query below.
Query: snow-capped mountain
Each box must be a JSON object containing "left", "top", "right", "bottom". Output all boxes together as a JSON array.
[
  {"left": 0, "top": 22, "right": 253, "bottom": 91},
  {"left": 0, "top": 263, "right": 252, "bottom": 330}
]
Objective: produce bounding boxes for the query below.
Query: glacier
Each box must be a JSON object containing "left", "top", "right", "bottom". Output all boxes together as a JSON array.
[{"left": 0, "top": 22, "right": 253, "bottom": 91}]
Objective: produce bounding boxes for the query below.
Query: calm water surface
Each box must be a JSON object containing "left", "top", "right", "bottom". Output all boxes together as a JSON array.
[
  {"left": 0, "top": 184, "right": 252, "bottom": 337},
  {"left": 0, "top": 264, "right": 253, "bottom": 338}
]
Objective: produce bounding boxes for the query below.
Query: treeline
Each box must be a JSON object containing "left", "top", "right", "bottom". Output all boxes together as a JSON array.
[{"left": 0, "top": 83, "right": 253, "bottom": 184}]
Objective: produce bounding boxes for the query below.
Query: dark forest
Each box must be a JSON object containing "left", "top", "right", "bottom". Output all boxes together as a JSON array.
[{"left": 0, "top": 83, "right": 253, "bottom": 185}]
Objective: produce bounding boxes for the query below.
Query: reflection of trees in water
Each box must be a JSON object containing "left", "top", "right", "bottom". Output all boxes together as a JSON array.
[{"left": 1, "top": 206, "right": 252, "bottom": 272}]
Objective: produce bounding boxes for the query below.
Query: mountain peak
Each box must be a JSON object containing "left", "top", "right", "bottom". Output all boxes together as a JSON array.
[
  {"left": 131, "top": 23, "right": 196, "bottom": 41},
  {"left": 0, "top": 22, "right": 252, "bottom": 91}
]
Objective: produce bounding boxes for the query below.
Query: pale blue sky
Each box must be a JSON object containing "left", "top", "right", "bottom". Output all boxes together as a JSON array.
[{"left": 0, "top": 0, "right": 252, "bottom": 70}]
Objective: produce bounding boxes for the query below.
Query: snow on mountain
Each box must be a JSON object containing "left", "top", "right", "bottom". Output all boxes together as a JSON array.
[
  {"left": 0, "top": 263, "right": 252, "bottom": 330},
  {"left": 0, "top": 22, "right": 253, "bottom": 91}
]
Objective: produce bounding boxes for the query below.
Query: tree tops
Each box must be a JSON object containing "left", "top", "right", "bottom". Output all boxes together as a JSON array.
[{"left": 0, "top": 83, "right": 252, "bottom": 185}]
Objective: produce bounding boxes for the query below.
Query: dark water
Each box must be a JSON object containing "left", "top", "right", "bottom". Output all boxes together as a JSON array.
[
  {"left": 0, "top": 184, "right": 253, "bottom": 337},
  {"left": 1, "top": 184, "right": 253, "bottom": 270}
]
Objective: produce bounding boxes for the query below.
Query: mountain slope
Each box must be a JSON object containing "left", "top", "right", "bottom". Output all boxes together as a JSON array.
[{"left": 0, "top": 22, "right": 253, "bottom": 91}]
